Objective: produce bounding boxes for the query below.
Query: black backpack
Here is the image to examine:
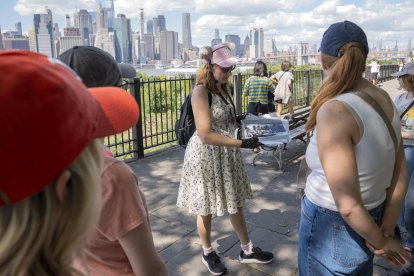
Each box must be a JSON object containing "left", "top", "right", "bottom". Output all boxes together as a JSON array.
[{"left": 175, "top": 91, "right": 212, "bottom": 147}]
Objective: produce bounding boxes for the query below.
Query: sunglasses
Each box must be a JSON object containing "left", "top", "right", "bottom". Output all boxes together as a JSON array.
[
  {"left": 220, "top": 65, "right": 236, "bottom": 73},
  {"left": 118, "top": 80, "right": 133, "bottom": 87}
]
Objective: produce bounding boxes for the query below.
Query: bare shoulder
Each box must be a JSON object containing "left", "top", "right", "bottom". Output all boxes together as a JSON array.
[
  {"left": 317, "top": 100, "right": 356, "bottom": 134},
  {"left": 192, "top": 85, "right": 210, "bottom": 102},
  {"left": 192, "top": 85, "right": 209, "bottom": 96},
  {"left": 318, "top": 100, "right": 352, "bottom": 121}
]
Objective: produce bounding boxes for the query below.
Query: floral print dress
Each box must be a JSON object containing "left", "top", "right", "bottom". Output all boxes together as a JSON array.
[{"left": 177, "top": 92, "right": 252, "bottom": 216}]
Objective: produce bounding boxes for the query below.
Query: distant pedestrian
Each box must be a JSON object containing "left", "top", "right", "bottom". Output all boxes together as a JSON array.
[
  {"left": 369, "top": 59, "right": 380, "bottom": 85},
  {"left": 59, "top": 46, "right": 167, "bottom": 276},
  {"left": 270, "top": 60, "right": 294, "bottom": 119},
  {"left": 243, "top": 60, "right": 274, "bottom": 116},
  {"left": 177, "top": 43, "right": 273, "bottom": 275},
  {"left": 299, "top": 21, "right": 410, "bottom": 275},
  {"left": 243, "top": 60, "right": 274, "bottom": 152},
  {"left": 0, "top": 50, "right": 138, "bottom": 275},
  {"left": 392, "top": 62, "right": 414, "bottom": 275}
]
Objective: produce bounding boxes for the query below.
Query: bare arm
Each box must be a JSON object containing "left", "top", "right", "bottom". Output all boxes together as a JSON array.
[
  {"left": 192, "top": 86, "right": 242, "bottom": 147},
  {"left": 119, "top": 222, "right": 168, "bottom": 276},
  {"left": 287, "top": 79, "right": 292, "bottom": 90},
  {"left": 317, "top": 101, "right": 409, "bottom": 265},
  {"left": 269, "top": 74, "right": 278, "bottom": 84}
]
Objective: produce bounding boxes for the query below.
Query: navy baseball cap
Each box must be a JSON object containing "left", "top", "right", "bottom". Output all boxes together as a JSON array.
[{"left": 319, "top": 21, "right": 369, "bottom": 58}]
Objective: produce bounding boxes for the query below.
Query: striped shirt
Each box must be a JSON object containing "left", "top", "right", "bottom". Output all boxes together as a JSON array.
[{"left": 242, "top": 76, "right": 273, "bottom": 104}]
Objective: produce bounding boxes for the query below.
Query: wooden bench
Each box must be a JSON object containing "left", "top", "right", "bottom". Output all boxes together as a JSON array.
[{"left": 284, "top": 107, "right": 310, "bottom": 149}]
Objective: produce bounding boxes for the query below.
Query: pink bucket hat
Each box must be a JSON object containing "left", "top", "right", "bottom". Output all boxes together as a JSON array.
[{"left": 211, "top": 43, "right": 239, "bottom": 68}]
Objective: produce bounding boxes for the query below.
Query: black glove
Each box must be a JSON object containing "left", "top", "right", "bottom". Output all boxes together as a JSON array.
[
  {"left": 241, "top": 137, "right": 260, "bottom": 149},
  {"left": 236, "top": 114, "right": 246, "bottom": 125}
]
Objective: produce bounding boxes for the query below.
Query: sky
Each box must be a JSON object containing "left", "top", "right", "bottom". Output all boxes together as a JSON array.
[{"left": 1, "top": 0, "right": 414, "bottom": 50}]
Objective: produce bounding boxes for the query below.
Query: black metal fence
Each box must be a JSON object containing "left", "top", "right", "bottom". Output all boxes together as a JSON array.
[{"left": 104, "top": 64, "right": 399, "bottom": 161}]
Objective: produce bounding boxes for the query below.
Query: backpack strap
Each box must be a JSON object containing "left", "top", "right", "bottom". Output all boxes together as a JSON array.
[
  {"left": 400, "top": 97, "right": 414, "bottom": 119},
  {"left": 352, "top": 91, "right": 398, "bottom": 154}
]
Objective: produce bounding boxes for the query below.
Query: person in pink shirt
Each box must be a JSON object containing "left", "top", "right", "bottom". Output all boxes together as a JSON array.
[
  {"left": 59, "top": 46, "right": 167, "bottom": 276},
  {"left": 0, "top": 50, "right": 139, "bottom": 275}
]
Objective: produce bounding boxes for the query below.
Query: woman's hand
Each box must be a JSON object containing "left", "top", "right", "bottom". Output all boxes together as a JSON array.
[{"left": 366, "top": 237, "right": 411, "bottom": 266}]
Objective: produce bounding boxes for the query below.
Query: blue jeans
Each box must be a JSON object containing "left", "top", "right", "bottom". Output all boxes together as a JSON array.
[
  {"left": 398, "top": 146, "right": 414, "bottom": 250},
  {"left": 298, "top": 196, "right": 384, "bottom": 276}
]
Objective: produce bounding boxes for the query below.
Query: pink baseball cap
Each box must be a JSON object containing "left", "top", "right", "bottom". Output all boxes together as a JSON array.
[
  {"left": 0, "top": 51, "right": 139, "bottom": 206},
  {"left": 211, "top": 43, "right": 239, "bottom": 68}
]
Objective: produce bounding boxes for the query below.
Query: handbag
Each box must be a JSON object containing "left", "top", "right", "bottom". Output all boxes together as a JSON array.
[
  {"left": 274, "top": 72, "right": 286, "bottom": 103},
  {"left": 399, "top": 98, "right": 414, "bottom": 146},
  {"left": 352, "top": 91, "right": 398, "bottom": 154}
]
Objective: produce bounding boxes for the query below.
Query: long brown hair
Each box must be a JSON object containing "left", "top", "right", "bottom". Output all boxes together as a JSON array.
[
  {"left": 195, "top": 64, "right": 230, "bottom": 94},
  {"left": 306, "top": 42, "right": 367, "bottom": 132}
]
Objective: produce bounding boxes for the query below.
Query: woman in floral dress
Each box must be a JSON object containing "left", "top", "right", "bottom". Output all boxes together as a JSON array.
[{"left": 177, "top": 43, "right": 273, "bottom": 275}]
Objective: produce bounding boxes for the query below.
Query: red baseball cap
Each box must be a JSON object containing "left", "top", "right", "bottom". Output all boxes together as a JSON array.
[{"left": 0, "top": 51, "right": 139, "bottom": 206}]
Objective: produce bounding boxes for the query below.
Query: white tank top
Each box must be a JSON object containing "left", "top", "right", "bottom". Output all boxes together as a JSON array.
[{"left": 305, "top": 92, "right": 401, "bottom": 211}]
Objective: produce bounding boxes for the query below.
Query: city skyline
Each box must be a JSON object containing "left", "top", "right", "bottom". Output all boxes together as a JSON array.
[{"left": 1, "top": 0, "right": 414, "bottom": 50}]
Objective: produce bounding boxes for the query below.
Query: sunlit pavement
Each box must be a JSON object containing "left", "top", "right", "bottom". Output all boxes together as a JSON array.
[{"left": 128, "top": 78, "right": 402, "bottom": 275}]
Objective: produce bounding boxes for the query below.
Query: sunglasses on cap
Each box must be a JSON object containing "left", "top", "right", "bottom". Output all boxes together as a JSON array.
[
  {"left": 118, "top": 79, "right": 134, "bottom": 87},
  {"left": 220, "top": 65, "right": 236, "bottom": 73}
]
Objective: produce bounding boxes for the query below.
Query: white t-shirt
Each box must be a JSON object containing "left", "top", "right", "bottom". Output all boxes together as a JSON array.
[
  {"left": 369, "top": 61, "right": 379, "bottom": 73},
  {"left": 305, "top": 92, "right": 401, "bottom": 211}
]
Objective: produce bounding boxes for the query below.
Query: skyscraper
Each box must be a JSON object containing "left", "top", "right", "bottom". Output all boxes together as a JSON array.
[
  {"left": 0, "top": 26, "right": 4, "bottom": 50},
  {"left": 113, "top": 13, "right": 132, "bottom": 63},
  {"left": 95, "top": 3, "right": 115, "bottom": 58},
  {"left": 146, "top": 19, "right": 153, "bottom": 34},
  {"left": 264, "top": 37, "right": 276, "bottom": 56},
  {"left": 225, "top": 34, "right": 240, "bottom": 56},
  {"left": 105, "top": 0, "right": 115, "bottom": 30},
  {"left": 211, "top": 29, "right": 222, "bottom": 46},
  {"left": 96, "top": 4, "right": 106, "bottom": 29},
  {"left": 15, "top": 22, "right": 22, "bottom": 36},
  {"left": 27, "top": 27, "right": 36, "bottom": 51},
  {"left": 182, "top": 13, "right": 192, "bottom": 49},
  {"left": 139, "top": 8, "right": 146, "bottom": 63},
  {"left": 60, "top": 36, "right": 83, "bottom": 53},
  {"left": 65, "top": 15, "right": 71, "bottom": 28},
  {"left": 159, "top": 30, "right": 178, "bottom": 62},
  {"left": 152, "top": 17, "right": 159, "bottom": 37},
  {"left": 157, "top": 15, "right": 166, "bottom": 32},
  {"left": 249, "top": 28, "right": 264, "bottom": 59},
  {"left": 74, "top": 9, "right": 93, "bottom": 46},
  {"left": 143, "top": 33, "right": 155, "bottom": 59},
  {"left": 34, "top": 7, "right": 54, "bottom": 57},
  {"left": 408, "top": 38, "right": 412, "bottom": 52}
]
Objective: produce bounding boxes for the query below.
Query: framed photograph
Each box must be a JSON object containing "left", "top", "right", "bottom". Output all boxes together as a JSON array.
[{"left": 241, "top": 117, "right": 290, "bottom": 145}]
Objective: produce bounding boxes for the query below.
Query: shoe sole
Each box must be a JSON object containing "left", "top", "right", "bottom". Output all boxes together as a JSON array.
[
  {"left": 238, "top": 256, "right": 273, "bottom": 264},
  {"left": 201, "top": 256, "right": 226, "bottom": 275}
]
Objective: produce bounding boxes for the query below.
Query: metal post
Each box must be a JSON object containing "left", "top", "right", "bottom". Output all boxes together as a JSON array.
[
  {"left": 306, "top": 70, "right": 311, "bottom": 107},
  {"left": 233, "top": 73, "right": 242, "bottom": 115},
  {"left": 133, "top": 77, "right": 145, "bottom": 158}
]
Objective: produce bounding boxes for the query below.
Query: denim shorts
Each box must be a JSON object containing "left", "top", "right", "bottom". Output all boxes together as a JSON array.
[
  {"left": 247, "top": 102, "right": 269, "bottom": 115},
  {"left": 298, "top": 195, "right": 384, "bottom": 276}
]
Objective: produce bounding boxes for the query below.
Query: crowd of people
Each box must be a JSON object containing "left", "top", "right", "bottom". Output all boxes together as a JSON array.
[{"left": 1, "top": 20, "right": 413, "bottom": 276}]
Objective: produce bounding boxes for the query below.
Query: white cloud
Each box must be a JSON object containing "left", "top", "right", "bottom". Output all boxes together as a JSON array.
[
  {"left": 14, "top": 0, "right": 96, "bottom": 16},
  {"left": 10, "top": 0, "right": 414, "bottom": 49}
]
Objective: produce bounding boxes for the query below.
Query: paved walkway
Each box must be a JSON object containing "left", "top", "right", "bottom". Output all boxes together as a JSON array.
[{"left": 129, "top": 79, "right": 403, "bottom": 275}]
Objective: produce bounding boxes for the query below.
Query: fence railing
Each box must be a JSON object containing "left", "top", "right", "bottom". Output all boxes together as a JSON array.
[{"left": 104, "top": 64, "right": 399, "bottom": 161}]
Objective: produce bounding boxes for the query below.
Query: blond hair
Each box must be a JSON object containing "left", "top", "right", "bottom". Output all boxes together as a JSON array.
[
  {"left": 306, "top": 42, "right": 367, "bottom": 132},
  {"left": 0, "top": 139, "right": 103, "bottom": 276},
  {"left": 399, "top": 74, "right": 414, "bottom": 93}
]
